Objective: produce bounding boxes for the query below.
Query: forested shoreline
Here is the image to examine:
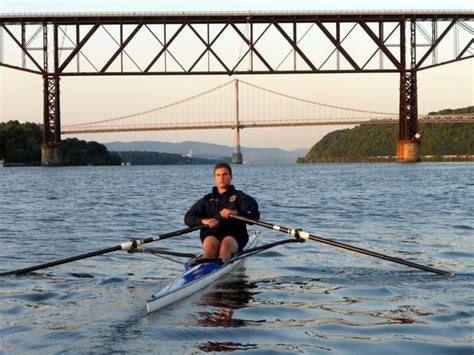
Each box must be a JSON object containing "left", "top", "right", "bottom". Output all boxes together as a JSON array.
[
  {"left": 0, "top": 121, "right": 226, "bottom": 166},
  {"left": 0, "top": 121, "right": 120, "bottom": 166},
  {"left": 298, "top": 106, "right": 474, "bottom": 163}
]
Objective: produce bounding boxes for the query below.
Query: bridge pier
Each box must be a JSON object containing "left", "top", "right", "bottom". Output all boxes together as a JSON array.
[
  {"left": 232, "top": 123, "right": 243, "bottom": 163},
  {"left": 397, "top": 19, "right": 420, "bottom": 163},
  {"left": 232, "top": 151, "right": 243, "bottom": 164},
  {"left": 397, "top": 139, "right": 420, "bottom": 163},
  {"left": 41, "top": 145, "right": 61, "bottom": 166}
]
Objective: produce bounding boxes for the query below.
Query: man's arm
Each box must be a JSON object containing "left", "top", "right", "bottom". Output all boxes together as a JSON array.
[
  {"left": 239, "top": 193, "right": 260, "bottom": 220},
  {"left": 184, "top": 199, "right": 206, "bottom": 227},
  {"left": 185, "top": 198, "right": 220, "bottom": 228}
]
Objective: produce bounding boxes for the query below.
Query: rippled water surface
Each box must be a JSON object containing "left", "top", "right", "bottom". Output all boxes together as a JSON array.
[{"left": 1, "top": 163, "right": 473, "bottom": 354}]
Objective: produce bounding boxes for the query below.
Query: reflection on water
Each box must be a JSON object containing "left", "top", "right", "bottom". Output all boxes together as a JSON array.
[
  {"left": 196, "top": 268, "right": 256, "bottom": 328},
  {"left": 198, "top": 341, "right": 258, "bottom": 352},
  {"left": 195, "top": 268, "right": 259, "bottom": 352}
]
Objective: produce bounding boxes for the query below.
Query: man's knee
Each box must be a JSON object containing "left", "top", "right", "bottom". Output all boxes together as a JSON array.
[
  {"left": 221, "top": 236, "right": 238, "bottom": 251},
  {"left": 218, "top": 236, "right": 239, "bottom": 261},
  {"left": 203, "top": 235, "right": 219, "bottom": 244},
  {"left": 202, "top": 236, "right": 220, "bottom": 257}
]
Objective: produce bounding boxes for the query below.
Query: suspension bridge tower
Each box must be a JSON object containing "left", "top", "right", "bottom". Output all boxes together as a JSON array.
[{"left": 232, "top": 79, "right": 243, "bottom": 164}]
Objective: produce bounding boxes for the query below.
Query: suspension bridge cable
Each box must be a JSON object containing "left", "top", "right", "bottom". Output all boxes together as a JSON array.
[
  {"left": 238, "top": 79, "right": 398, "bottom": 116},
  {"left": 66, "top": 80, "right": 235, "bottom": 127},
  {"left": 65, "top": 78, "right": 399, "bottom": 129}
]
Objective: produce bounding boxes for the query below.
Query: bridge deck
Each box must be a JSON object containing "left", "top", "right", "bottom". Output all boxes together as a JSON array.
[
  {"left": 61, "top": 115, "right": 474, "bottom": 135},
  {"left": 1, "top": 10, "right": 473, "bottom": 23}
]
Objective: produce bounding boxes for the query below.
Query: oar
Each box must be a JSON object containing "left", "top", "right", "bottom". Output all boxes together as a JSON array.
[
  {"left": 230, "top": 215, "right": 453, "bottom": 276},
  {"left": 0, "top": 224, "right": 205, "bottom": 276}
]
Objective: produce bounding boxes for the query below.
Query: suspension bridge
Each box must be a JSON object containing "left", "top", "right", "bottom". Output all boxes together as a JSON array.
[
  {"left": 61, "top": 79, "right": 473, "bottom": 162},
  {"left": 61, "top": 79, "right": 472, "bottom": 134}
]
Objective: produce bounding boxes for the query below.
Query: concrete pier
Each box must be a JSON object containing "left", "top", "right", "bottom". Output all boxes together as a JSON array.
[
  {"left": 396, "top": 139, "right": 420, "bottom": 162},
  {"left": 232, "top": 152, "right": 243, "bottom": 164},
  {"left": 41, "top": 145, "right": 61, "bottom": 166}
]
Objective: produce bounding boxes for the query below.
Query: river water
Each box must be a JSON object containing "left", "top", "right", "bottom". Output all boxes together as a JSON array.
[{"left": 0, "top": 163, "right": 473, "bottom": 354}]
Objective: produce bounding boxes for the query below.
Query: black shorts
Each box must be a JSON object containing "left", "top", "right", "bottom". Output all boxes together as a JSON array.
[{"left": 200, "top": 230, "right": 249, "bottom": 252}]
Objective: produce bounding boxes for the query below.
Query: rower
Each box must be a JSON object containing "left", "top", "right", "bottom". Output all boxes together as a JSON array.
[{"left": 184, "top": 162, "right": 260, "bottom": 262}]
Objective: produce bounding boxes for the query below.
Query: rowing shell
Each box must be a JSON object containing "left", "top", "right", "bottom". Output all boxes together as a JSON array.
[{"left": 146, "top": 232, "right": 259, "bottom": 314}]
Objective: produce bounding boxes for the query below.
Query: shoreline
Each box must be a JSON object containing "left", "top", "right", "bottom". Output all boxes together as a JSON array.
[{"left": 297, "top": 155, "right": 474, "bottom": 164}]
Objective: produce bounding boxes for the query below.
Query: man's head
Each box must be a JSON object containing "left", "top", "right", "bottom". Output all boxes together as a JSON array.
[
  {"left": 214, "top": 162, "right": 232, "bottom": 192},
  {"left": 213, "top": 162, "right": 232, "bottom": 177}
]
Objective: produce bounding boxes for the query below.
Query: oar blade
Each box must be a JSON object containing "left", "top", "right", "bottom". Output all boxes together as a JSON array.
[{"left": 230, "top": 214, "right": 454, "bottom": 277}]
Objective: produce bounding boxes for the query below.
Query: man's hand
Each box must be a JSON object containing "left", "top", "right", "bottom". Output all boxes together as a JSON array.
[
  {"left": 219, "top": 209, "right": 238, "bottom": 219},
  {"left": 202, "top": 218, "right": 219, "bottom": 229}
]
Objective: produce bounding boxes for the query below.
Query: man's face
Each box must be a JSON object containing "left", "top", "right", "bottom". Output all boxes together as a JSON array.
[{"left": 214, "top": 167, "right": 232, "bottom": 190}]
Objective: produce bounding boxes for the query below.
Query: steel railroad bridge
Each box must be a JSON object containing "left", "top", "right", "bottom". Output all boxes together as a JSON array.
[{"left": 1, "top": 10, "right": 473, "bottom": 164}]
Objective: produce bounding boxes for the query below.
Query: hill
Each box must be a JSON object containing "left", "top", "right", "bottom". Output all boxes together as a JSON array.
[
  {"left": 297, "top": 123, "right": 474, "bottom": 163},
  {"left": 428, "top": 105, "right": 473, "bottom": 115},
  {"left": 105, "top": 141, "right": 307, "bottom": 164}
]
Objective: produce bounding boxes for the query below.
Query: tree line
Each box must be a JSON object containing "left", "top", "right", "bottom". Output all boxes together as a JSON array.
[
  {"left": 428, "top": 105, "right": 473, "bottom": 115},
  {"left": 298, "top": 122, "right": 474, "bottom": 163},
  {"left": 0, "top": 121, "right": 229, "bottom": 166},
  {"left": 0, "top": 121, "right": 121, "bottom": 166},
  {"left": 115, "top": 151, "right": 229, "bottom": 165}
]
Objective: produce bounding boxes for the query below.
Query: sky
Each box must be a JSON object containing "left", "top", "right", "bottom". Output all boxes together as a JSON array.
[{"left": 1, "top": 0, "right": 473, "bottom": 150}]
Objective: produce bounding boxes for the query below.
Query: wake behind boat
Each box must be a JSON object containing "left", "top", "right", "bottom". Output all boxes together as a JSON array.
[{"left": 146, "top": 232, "right": 260, "bottom": 314}]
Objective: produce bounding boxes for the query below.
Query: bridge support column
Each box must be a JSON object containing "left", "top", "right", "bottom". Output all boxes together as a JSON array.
[
  {"left": 41, "top": 144, "right": 61, "bottom": 166},
  {"left": 397, "top": 19, "right": 420, "bottom": 163},
  {"left": 232, "top": 128, "right": 243, "bottom": 164},
  {"left": 232, "top": 79, "right": 243, "bottom": 164},
  {"left": 232, "top": 154, "right": 243, "bottom": 164},
  {"left": 397, "top": 139, "right": 420, "bottom": 162},
  {"left": 41, "top": 24, "right": 62, "bottom": 166}
]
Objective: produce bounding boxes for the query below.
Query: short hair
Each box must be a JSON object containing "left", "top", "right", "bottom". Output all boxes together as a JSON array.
[{"left": 214, "top": 162, "right": 232, "bottom": 177}]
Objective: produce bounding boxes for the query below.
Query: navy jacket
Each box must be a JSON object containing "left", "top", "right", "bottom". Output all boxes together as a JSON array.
[{"left": 184, "top": 185, "right": 260, "bottom": 243}]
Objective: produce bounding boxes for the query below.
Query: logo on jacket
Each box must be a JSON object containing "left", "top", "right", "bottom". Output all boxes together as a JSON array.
[{"left": 229, "top": 195, "right": 237, "bottom": 202}]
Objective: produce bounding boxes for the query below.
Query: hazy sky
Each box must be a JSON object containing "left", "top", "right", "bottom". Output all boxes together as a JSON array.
[
  {"left": 1, "top": 0, "right": 472, "bottom": 12},
  {"left": 1, "top": 1, "right": 473, "bottom": 150}
]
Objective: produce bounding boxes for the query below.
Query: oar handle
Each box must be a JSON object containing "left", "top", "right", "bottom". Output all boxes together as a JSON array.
[
  {"left": 154, "top": 224, "right": 206, "bottom": 241},
  {"left": 0, "top": 224, "right": 205, "bottom": 277},
  {"left": 230, "top": 214, "right": 454, "bottom": 277}
]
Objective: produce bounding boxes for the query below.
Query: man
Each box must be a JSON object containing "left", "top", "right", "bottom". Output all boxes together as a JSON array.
[{"left": 184, "top": 162, "right": 260, "bottom": 262}]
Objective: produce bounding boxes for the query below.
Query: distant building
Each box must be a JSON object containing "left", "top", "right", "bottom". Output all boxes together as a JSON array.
[{"left": 182, "top": 150, "right": 192, "bottom": 159}]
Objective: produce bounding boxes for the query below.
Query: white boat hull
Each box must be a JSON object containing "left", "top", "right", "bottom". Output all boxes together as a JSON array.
[{"left": 146, "top": 233, "right": 258, "bottom": 314}]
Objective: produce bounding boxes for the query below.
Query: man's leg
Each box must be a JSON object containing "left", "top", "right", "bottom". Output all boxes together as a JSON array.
[
  {"left": 202, "top": 236, "right": 220, "bottom": 259},
  {"left": 219, "top": 236, "right": 239, "bottom": 262}
]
